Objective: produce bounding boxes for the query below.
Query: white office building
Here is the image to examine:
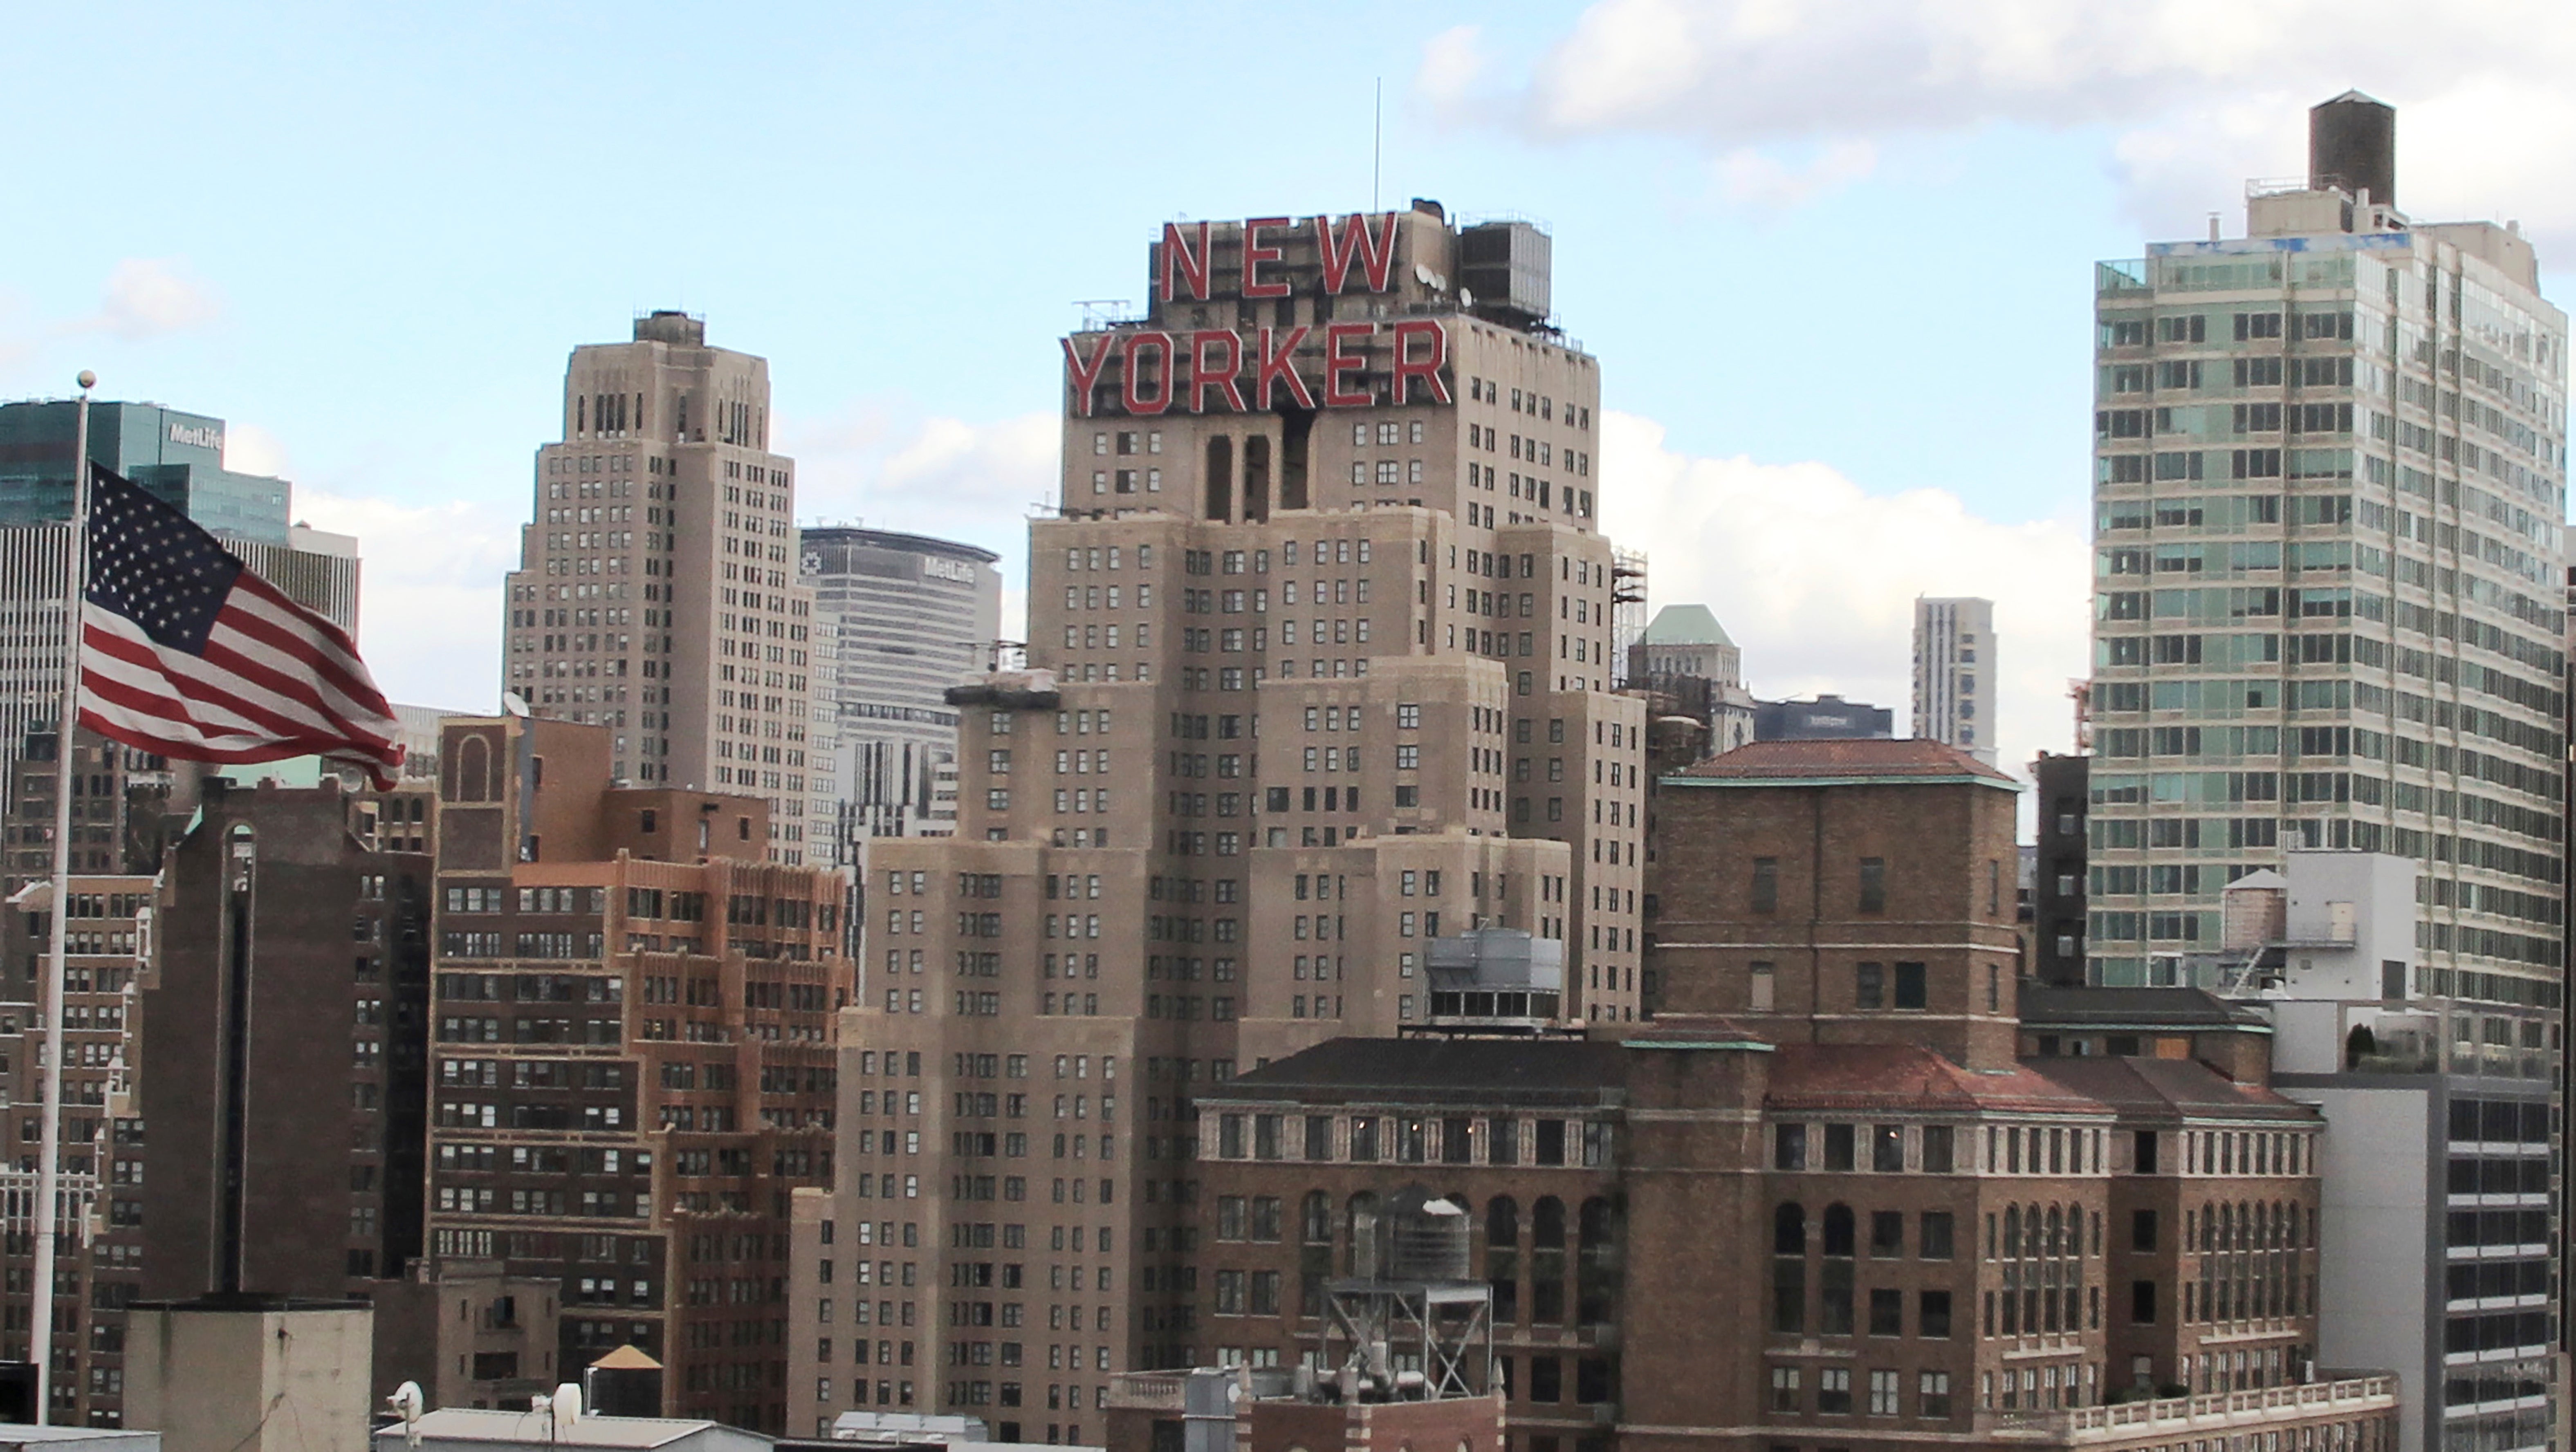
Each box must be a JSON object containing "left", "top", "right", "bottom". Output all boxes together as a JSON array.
[{"left": 1911, "top": 595, "right": 1995, "bottom": 764}]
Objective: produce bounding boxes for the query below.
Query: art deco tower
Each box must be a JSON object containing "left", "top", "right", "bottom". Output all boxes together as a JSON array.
[
  {"left": 500, "top": 312, "right": 824, "bottom": 863},
  {"left": 783, "top": 203, "right": 1650, "bottom": 1436}
]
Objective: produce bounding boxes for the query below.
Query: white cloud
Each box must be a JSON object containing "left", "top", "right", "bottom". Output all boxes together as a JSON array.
[
  {"left": 1431, "top": 0, "right": 2576, "bottom": 240},
  {"left": 778, "top": 403, "right": 1053, "bottom": 636},
  {"left": 79, "top": 259, "right": 222, "bottom": 341},
  {"left": 291, "top": 489, "right": 520, "bottom": 713},
  {"left": 222, "top": 423, "right": 293, "bottom": 479},
  {"left": 1598, "top": 410, "right": 2089, "bottom": 780},
  {"left": 1413, "top": 25, "right": 1492, "bottom": 119},
  {"left": 1714, "top": 139, "right": 1877, "bottom": 208}
]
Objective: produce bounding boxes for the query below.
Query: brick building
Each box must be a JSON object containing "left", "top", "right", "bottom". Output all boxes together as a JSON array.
[
  {"left": 423, "top": 713, "right": 850, "bottom": 1429},
  {"left": 1164, "top": 739, "right": 2397, "bottom": 1452}
]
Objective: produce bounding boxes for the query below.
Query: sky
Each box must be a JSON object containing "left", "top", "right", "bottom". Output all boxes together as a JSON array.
[{"left": 7, "top": 0, "right": 2574, "bottom": 790}]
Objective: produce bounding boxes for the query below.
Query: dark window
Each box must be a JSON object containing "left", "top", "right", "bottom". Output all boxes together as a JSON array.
[
  {"left": 1774, "top": 1203, "right": 1806, "bottom": 1255},
  {"left": 2131, "top": 1210, "right": 2157, "bottom": 1251},
  {"left": 1921, "top": 1127, "right": 1954, "bottom": 1174},
  {"left": 1919, "top": 1289, "right": 1952, "bottom": 1338},
  {"left": 1772, "top": 1258, "right": 1805, "bottom": 1333},
  {"left": 1868, "top": 1288, "right": 1903, "bottom": 1336},
  {"left": 1893, "top": 961, "right": 1927, "bottom": 1009},
  {"left": 1751, "top": 857, "right": 1779, "bottom": 914},
  {"left": 2130, "top": 1280, "right": 2157, "bottom": 1324},
  {"left": 1869, "top": 1210, "right": 1903, "bottom": 1257},
  {"left": 1823, "top": 1124, "right": 1855, "bottom": 1172},
  {"left": 1528, "top": 1357, "right": 1562, "bottom": 1403},
  {"left": 1871, "top": 1127, "right": 1904, "bottom": 1174},
  {"left": 1854, "top": 962, "right": 1884, "bottom": 1009},
  {"left": 1858, "top": 858, "right": 1887, "bottom": 912},
  {"left": 1535, "top": 1120, "right": 1567, "bottom": 1166},
  {"left": 1774, "top": 1124, "right": 1806, "bottom": 1171},
  {"left": 2133, "top": 1130, "right": 2158, "bottom": 1174},
  {"left": 1918, "top": 1212, "right": 1954, "bottom": 1260}
]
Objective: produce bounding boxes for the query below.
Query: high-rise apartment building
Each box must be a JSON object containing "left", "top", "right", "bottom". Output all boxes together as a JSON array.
[
  {"left": 781, "top": 202, "right": 1648, "bottom": 1436},
  {"left": 1912, "top": 597, "right": 1996, "bottom": 765},
  {"left": 499, "top": 311, "right": 822, "bottom": 864},
  {"left": 801, "top": 527, "right": 1003, "bottom": 855},
  {"left": 422, "top": 714, "right": 849, "bottom": 1430},
  {"left": 2086, "top": 94, "right": 2567, "bottom": 999}
]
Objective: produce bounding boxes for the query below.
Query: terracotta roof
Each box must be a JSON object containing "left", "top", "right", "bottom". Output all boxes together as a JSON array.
[
  {"left": 2031, "top": 1055, "right": 2318, "bottom": 1120},
  {"left": 1764, "top": 1044, "right": 2106, "bottom": 1114},
  {"left": 1669, "top": 737, "right": 2018, "bottom": 784}
]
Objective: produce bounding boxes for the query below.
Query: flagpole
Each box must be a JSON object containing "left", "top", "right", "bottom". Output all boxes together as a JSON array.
[{"left": 33, "top": 372, "right": 94, "bottom": 1422}]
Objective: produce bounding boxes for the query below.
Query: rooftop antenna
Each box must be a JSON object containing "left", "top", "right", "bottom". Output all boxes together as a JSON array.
[{"left": 1372, "top": 79, "right": 1382, "bottom": 211}]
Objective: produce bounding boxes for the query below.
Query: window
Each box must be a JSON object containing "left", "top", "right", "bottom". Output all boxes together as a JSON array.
[
  {"left": 1822, "top": 1124, "right": 1854, "bottom": 1172},
  {"left": 1817, "top": 1368, "right": 1851, "bottom": 1414},
  {"left": 1919, "top": 1370, "right": 1952, "bottom": 1418},
  {"left": 1769, "top": 1367, "right": 1800, "bottom": 1412},
  {"left": 1892, "top": 961, "right": 1926, "bottom": 1010},
  {"left": 1918, "top": 1212, "right": 1954, "bottom": 1260},
  {"left": 1854, "top": 963, "right": 1884, "bottom": 1009},
  {"left": 1751, "top": 857, "right": 1779, "bottom": 914},
  {"left": 1868, "top": 1210, "right": 1903, "bottom": 1256},
  {"left": 1919, "top": 1289, "right": 1952, "bottom": 1339},
  {"left": 1857, "top": 858, "right": 1886, "bottom": 913},
  {"left": 1868, "top": 1369, "right": 1900, "bottom": 1415},
  {"left": 2130, "top": 1209, "right": 2156, "bottom": 1251},
  {"left": 1871, "top": 1127, "right": 1903, "bottom": 1174},
  {"left": 1773, "top": 1124, "right": 1806, "bottom": 1171},
  {"left": 2130, "top": 1279, "right": 2156, "bottom": 1324},
  {"left": 1868, "top": 1288, "right": 1902, "bottom": 1336},
  {"left": 1920, "top": 1127, "right": 1954, "bottom": 1174}
]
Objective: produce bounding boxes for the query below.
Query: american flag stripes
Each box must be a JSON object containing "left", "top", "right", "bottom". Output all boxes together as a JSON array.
[{"left": 78, "top": 465, "right": 404, "bottom": 787}]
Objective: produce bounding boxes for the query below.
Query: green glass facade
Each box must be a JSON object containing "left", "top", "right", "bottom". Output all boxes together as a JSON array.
[
  {"left": 0, "top": 399, "right": 289, "bottom": 543},
  {"left": 2088, "top": 225, "right": 2569, "bottom": 1005}
]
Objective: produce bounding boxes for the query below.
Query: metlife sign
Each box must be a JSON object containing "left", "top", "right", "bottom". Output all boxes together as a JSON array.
[
  {"left": 922, "top": 557, "right": 976, "bottom": 585},
  {"left": 166, "top": 421, "right": 224, "bottom": 453}
]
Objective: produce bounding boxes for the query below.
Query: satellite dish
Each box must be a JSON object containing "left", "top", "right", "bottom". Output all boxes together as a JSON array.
[
  {"left": 388, "top": 1382, "right": 425, "bottom": 1450},
  {"left": 552, "top": 1383, "right": 583, "bottom": 1429},
  {"left": 501, "top": 692, "right": 531, "bottom": 718}
]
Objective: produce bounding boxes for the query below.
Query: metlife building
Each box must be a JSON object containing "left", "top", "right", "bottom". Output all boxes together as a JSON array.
[
  {"left": 0, "top": 399, "right": 291, "bottom": 542},
  {"left": 800, "top": 524, "right": 1000, "bottom": 854}
]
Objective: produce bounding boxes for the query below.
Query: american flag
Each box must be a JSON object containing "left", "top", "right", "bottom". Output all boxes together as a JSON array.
[{"left": 79, "top": 465, "right": 404, "bottom": 788}]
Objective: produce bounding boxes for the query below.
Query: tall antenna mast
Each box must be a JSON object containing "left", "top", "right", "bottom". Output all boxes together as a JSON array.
[{"left": 1372, "top": 78, "right": 1382, "bottom": 211}]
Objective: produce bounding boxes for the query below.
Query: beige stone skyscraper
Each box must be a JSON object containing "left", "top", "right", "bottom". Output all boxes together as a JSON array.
[
  {"left": 781, "top": 203, "right": 1649, "bottom": 1438},
  {"left": 501, "top": 311, "right": 822, "bottom": 863}
]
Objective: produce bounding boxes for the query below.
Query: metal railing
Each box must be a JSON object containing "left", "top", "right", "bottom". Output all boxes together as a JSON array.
[{"left": 1979, "top": 1376, "right": 2397, "bottom": 1442}]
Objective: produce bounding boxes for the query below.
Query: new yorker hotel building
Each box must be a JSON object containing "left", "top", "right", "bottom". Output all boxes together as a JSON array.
[
  {"left": 503, "top": 311, "right": 823, "bottom": 864},
  {"left": 2087, "top": 96, "right": 2567, "bottom": 1007},
  {"left": 783, "top": 203, "right": 1651, "bottom": 1435}
]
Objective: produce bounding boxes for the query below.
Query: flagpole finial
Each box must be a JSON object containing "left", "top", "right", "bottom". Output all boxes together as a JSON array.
[{"left": 76, "top": 371, "right": 95, "bottom": 391}]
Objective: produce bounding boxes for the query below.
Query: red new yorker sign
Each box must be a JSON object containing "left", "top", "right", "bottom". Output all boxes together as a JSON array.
[{"left": 1064, "top": 214, "right": 1454, "bottom": 419}]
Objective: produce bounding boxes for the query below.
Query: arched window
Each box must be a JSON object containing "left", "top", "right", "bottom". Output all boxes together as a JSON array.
[
  {"left": 1244, "top": 436, "right": 1273, "bottom": 522},
  {"left": 1484, "top": 1197, "right": 1520, "bottom": 1324},
  {"left": 1578, "top": 1197, "right": 1616, "bottom": 1250},
  {"left": 1205, "top": 436, "right": 1235, "bottom": 522},
  {"left": 453, "top": 734, "right": 491, "bottom": 803},
  {"left": 2003, "top": 1204, "right": 2021, "bottom": 1258},
  {"left": 1531, "top": 1197, "right": 1566, "bottom": 1250},
  {"left": 1301, "top": 1191, "right": 1332, "bottom": 1245},
  {"left": 1773, "top": 1202, "right": 1806, "bottom": 1256},
  {"left": 1822, "top": 1203, "right": 1855, "bottom": 1257},
  {"left": 2044, "top": 1206, "right": 2063, "bottom": 1258}
]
